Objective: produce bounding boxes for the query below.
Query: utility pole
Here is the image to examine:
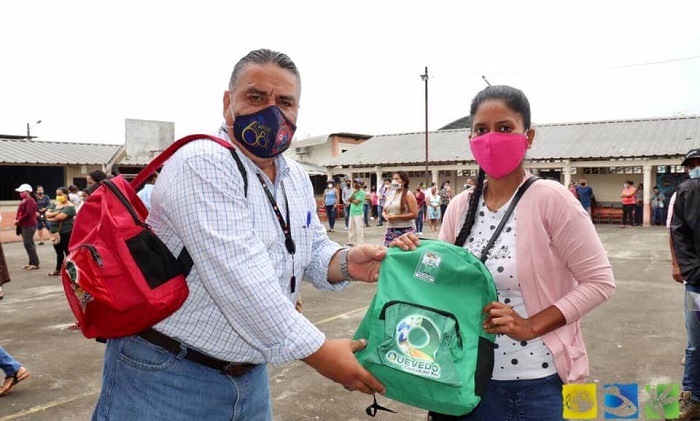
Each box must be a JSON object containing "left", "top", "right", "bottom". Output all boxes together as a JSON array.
[{"left": 420, "top": 67, "right": 429, "bottom": 188}]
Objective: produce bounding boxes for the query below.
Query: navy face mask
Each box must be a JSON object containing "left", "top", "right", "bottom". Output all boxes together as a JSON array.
[{"left": 232, "top": 105, "right": 296, "bottom": 158}]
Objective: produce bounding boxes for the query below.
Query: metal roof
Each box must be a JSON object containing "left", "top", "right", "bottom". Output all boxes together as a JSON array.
[
  {"left": 0, "top": 139, "right": 122, "bottom": 165},
  {"left": 291, "top": 135, "right": 330, "bottom": 148},
  {"left": 325, "top": 115, "right": 700, "bottom": 167}
]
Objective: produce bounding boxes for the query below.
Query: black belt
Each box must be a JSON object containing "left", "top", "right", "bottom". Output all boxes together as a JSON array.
[{"left": 138, "top": 329, "right": 258, "bottom": 377}]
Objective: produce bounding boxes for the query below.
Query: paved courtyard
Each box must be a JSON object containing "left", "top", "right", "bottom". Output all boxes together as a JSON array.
[{"left": 0, "top": 223, "right": 687, "bottom": 420}]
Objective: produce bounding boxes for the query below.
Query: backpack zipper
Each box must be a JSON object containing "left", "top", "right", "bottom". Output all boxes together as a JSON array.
[
  {"left": 379, "top": 300, "right": 463, "bottom": 348},
  {"left": 102, "top": 179, "right": 146, "bottom": 227},
  {"left": 77, "top": 244, "right": 103, "bottom": 267}
]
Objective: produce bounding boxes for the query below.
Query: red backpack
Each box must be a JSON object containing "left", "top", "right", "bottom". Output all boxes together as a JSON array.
[{"left": 61, "top": 134, "right": 247, "bottom": 339}]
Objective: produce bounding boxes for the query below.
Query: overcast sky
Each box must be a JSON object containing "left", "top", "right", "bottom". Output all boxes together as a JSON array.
[{"left": 2, "top": 1, "right": 699, "bottom": 145}]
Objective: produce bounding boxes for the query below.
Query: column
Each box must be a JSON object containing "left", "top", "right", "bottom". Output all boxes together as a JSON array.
[
  {"left": 643, "top": 165, "right": 652, "bottom": 227},
  {"left": 563, "top": 160, "right": 572, "bottom": 187},
  {"left": 375, "top": 167, "right": 383, "bottom": 190},
  {"left": 432, "top": 171, "right": 439, "bottom": 188}
]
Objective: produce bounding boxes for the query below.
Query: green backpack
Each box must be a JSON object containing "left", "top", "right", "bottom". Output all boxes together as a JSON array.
[
  {"left": 354, "top": 178, "right": 539, "bottom": 416},
  {"left": 353, "top": 239, "right": 498, "bottom": 416}
]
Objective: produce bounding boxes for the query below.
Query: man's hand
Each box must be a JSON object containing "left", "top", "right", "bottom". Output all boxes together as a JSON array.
[
  {"left": 302, "top": 339, "right": 385, "bottom": 395},
  {"left": 348, "top": 245, "right": 386, "bottom": 283}
]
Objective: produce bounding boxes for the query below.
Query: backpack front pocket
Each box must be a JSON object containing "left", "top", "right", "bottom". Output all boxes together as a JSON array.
[{"left": 365, "top": 301, "right": 463, "bottom": 387}]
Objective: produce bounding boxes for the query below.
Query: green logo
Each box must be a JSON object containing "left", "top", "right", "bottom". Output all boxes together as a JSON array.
[
  {"left": 386, "top": 315, "right": 442, "bottom": 378},
  {"left": 414, "top": 250, "right": 442, "bottom": 283}
]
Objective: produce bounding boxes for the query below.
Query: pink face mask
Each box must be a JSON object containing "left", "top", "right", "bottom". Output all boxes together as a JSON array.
[
  {"left": 469, "top": 132, "right": 529, "bottom": 179},
  {"left": 19, "top": 191, "right": 29, "bottom": 199}
]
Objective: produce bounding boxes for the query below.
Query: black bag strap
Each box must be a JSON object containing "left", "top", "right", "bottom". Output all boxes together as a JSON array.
[
  {"left": 478, "top": 176, "right": 539, "bottom": 262},
  {"left": 365, "top": 394, "right": 397, "bottom": 417}
]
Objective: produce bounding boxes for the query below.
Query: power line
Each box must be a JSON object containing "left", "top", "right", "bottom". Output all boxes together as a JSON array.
[{"left": 610, "top": 54, "right": 700, "bottom": 69}]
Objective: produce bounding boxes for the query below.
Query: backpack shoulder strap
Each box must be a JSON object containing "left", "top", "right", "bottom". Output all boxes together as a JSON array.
[
  {"left": 479, "top": 176, "right": 539, "bottom": 262},
  {"left": 131, "top": 134, "right": 248, "bottom": 197},
  {"left": 130, "top": 134, "right": 249, "bottom": 278}
]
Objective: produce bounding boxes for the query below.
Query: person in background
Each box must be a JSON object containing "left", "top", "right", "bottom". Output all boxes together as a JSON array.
[
  {"left": 34, "top": 185, "right": 51, "bottom": 245},
  {"left": 0, "top": 213, "right": 11, "bottom": 300},
  {"left": 439, "top": 180, "right": 452, "bottom": 222},
  {"left": 341, "top": 181, "right": 353, "bottom": 231},
  {"left": 670, "top": 147, "right": 700, "bottom": 420},
  {"left": 427, "top": 185, "right": 441, "bottom": 232},
  {"left": 381, "top": 171, "right": 418, "bottom": 246},
  {"left": 620, "top": 181, "right": 637, "bottom": 228},
  {"left": 464, "top": 177, "right": 476, "bottom": 191},
  {"left": 651, "top": 186, "right": 666, "bottom": 226},
  {"left": 13, "top": 184, "right": 39, "bottom": 270},
  {"left": 347, "top": 181, "right": 365, "bottom": 246},
  {"left": 575, "top": 178, "right": 594, "bottom": 218},
  {"left": 0, "top": 346, "right": 29, "bottom": 396},
  {"left": 323, "top": 180, "right": 338, "bottom": 232},
  {"left": 377, "top": 179, "right": 390, "bottom": 227},
  {"left": 67, "top": 185, "right": 81, "bottom": 206},
  {"left": 634, "top": 183, "right": 644, "bottom": 226},
  {"left": 370, "top": 186, "right": 378, "bottom": 220},
  {"left": 414, "top": 185, "right": 426, "bottom": 235},
  {"left": 87, "top": 169, "right": 108, "bottom": 187},
  {"left": 393, "top": 85, "right": 614, "bottom": 421},
  {"left": 363, "top": 183, "right": 371, "bottom": 227},
  {"left": 568, "top": 182, "right": 578, "bottom": 198},
  {"left": 45, "top": 187, "right": 76, "bottom": 277},
  {"left": 137, "top": 173, "right": 158, "bottom": 211}
]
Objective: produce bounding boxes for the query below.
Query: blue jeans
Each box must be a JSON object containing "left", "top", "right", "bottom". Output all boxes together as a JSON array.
[
  {"left": 92, "top": 336, "right": 271, "bottom": 421},
  {"left": 344, "top": 204, "right": 350, "bottom": 227},
  {"left": 363, "top": 204, "right": 370, "bottom": 226},
  {"left": 428, "top": 374, "right": 563, "bottom": 421},
  {"left": 684, "top": 284, "right": 700, "bottom": 402},
  {"left": 377, "top": 205, "right": 384, "bottom": 225},
  {"left": 416, "top": 207, "right": 425, "bottom": 233},
  {"left": 325, "top": 205, "right": 336, "bottom": 230},
  {"left": 0, "top": 346, "right": 21, "bottom": 377},
  {"left": 652, "top": 207, "right": 664, "bottom": 225}
]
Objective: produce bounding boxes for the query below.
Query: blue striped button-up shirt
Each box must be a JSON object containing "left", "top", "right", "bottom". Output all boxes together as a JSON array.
[{"left": 149, "top": 128, "right": 344, "bottom": 365}]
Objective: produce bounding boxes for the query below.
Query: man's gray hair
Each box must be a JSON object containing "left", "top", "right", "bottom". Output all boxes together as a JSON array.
[{"left": 228, "top": 49, "right": 300, "bottom": 91}]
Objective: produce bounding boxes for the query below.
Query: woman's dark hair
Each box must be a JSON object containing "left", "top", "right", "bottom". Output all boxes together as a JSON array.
[
  {"left": 469, "top": 85, "right": 531, "bottom": 130},
  {"left": 88, "top": 169, "right": 108, "bottom": 184},
  {"left": 56, "top": 187, "right": 69, "bottom": 196},
  {"left": 456, "top": 85, "right": 531, "bottom": 247},
  {"left": 395, "top": 171, "right": 410, "bottom": 213}
]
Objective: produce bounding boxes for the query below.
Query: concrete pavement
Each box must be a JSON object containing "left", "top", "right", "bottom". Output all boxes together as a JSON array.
[{"left": 0, "top": 223, "right": 687, "bottom": 420}]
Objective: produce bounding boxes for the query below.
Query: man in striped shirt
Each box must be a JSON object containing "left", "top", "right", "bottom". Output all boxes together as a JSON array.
[{"left": 91, "top": 49, "right": 385, "bottom": 421}]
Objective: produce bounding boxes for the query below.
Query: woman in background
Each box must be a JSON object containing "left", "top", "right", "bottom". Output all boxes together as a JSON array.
[
  {"left": 381, "top": 171, "right": 418, "bottom": 246},
  {"left": 45, "top": 187, "right": 76, "bottom": 277},
  {"left": 323, "top": 181, "right": 338, "bottom": 232}
]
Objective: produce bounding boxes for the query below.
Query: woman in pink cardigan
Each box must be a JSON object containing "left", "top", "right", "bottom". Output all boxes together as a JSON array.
[{"left": 396, "top": 86, "right": 615, "bottom": 421}]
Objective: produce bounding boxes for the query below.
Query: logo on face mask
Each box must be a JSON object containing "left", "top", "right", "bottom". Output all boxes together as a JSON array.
[{"left": 233, "top": 105, "right": 296, "bottom": 159}]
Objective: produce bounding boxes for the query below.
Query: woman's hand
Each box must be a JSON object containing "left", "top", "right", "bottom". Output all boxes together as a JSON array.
[
  {"left": 389, "top": 232, "right": 421, "bottom": 251},
  {"left": 483, "top": 302, "right": 533, "bottom": 341}
]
